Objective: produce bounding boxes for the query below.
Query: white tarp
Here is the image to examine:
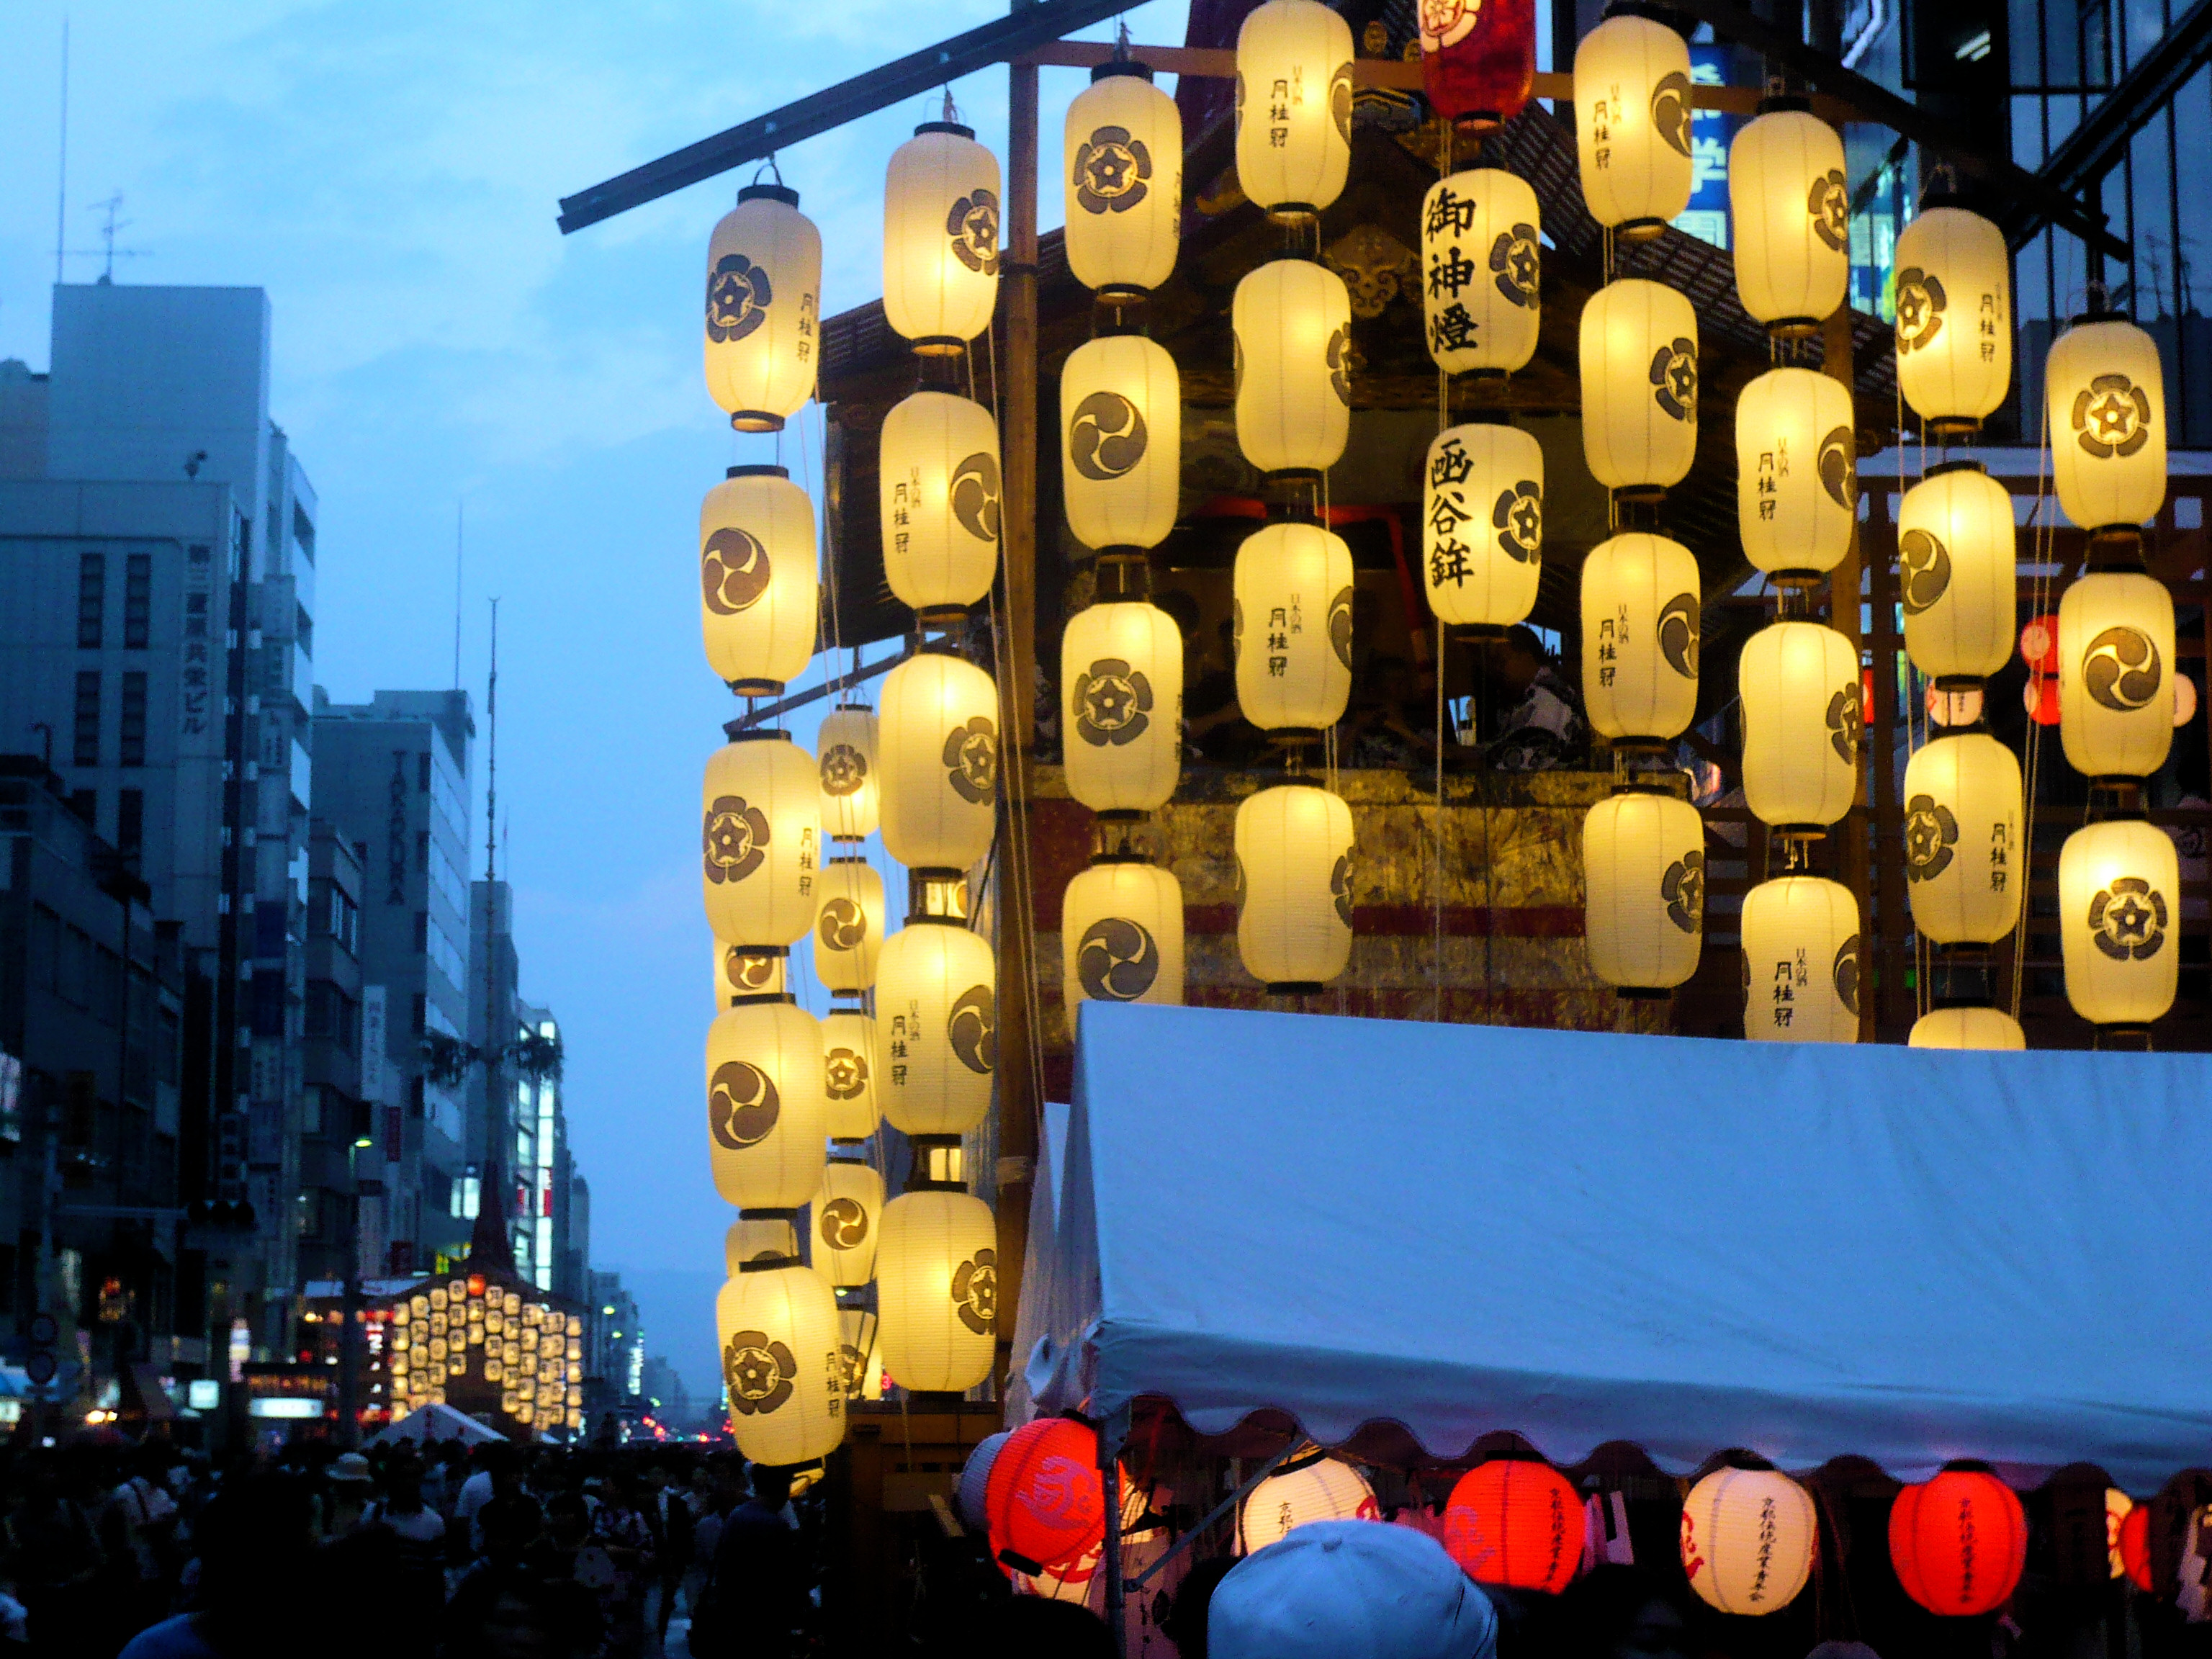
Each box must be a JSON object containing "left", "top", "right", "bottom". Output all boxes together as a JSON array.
[
  {"left": 374, "top": 1401, "right": 507, "bottom": 1445},
  {"left": 1028, "top": 1002, "right": 2212, "bottom": 1491}
]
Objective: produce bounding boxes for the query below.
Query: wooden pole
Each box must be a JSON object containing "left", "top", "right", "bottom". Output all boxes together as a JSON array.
[{"left": 993, "top": 9, "right": 1040, "bottom": 1397}]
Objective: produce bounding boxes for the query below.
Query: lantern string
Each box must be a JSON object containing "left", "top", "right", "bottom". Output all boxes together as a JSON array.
[{"left": 2012, "top": 379, "right": 2057, "bottom": 1022}]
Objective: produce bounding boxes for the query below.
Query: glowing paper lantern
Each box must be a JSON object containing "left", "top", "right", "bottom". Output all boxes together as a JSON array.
[
  {"left": 1237, "top": 1446, "right": 1380, "bottom": 1553},
  {"left": 878, "top": 652, "right": 998, "bottom": 875},
  {"left": 985, "top": 1416, "right": 1107, "bottom": 1575},
  {"left": 723, "top": 1215, "right": 799, "bottom": 1274},
  {"left": 1580, "top": 279, "right": 1698, "bottom": 497},
  {"left": 701, "top": 734, "right": 822, "bottom": 948},
  {"left": 1902, "top": 734, "right": 2023, "bottom": 944},
  {"left": 817, "top": 704, "right": 881, "bottom": 842},
  {"left": 812, "top": 1159, "right": 884, "bottom": 1289},
  {"left": 1062, "top": 858, "right": 1186, "bottom": 1012},
  {"left": 837, "top": 1308, "right": 883, "bottom": 1401},
  {"left": 876, "top": 1187, "right": 997, "bottom": 1393},
  {"left": 1421, "top": 0, "right": 1535, "bottom": 128},
  {"left": 1740, "top": 875, "right": 1861, "bottom": 1043},
  {"left": 1740, "top": 621, "right": 1859, "bottom": 830},
  {"left": 2048, "top": 316, "right": 2167, "bottom": 535},
  {"left": 2058, "top": 571, "right": 2174, "bottom": 778},
  {"left": 1574, "top": 13, "right": 1695, "bottom": 236},
  {"left": 880, "top": 391, "right": 1002, "bottom": 615},
  {"left": 1063, "top": 66, "right": 1182, "bottom": 300},
  {"left": 1233, "top": 523, "right": 1354, "bottom": 734},
  {"left": 1424, "top": 422, "right": 1542, "bottom": 628},
  {"left": 813, "top": 857, "right": 885, "bottom": 994},
  {"left": 1890, "top": 1471, "right": 2028, "bottom": 1616},
  {"left": 705, "top": 997, "right": 827, "bottom": 1210},
  {"left": 2059, "top": 817, "right": 2179, "bottom": 1030},
  {"left": 1580, "top": 532, "right": 1700, "bottom": 744},
  {"left": 1236, "top": 782, "right": 1354, "bottom": 992},
  {"left": 1893, "top": 204, "right": 2010, "bottom": 436},
  {"left": 700, "top": 466, "right": 817, "bottom": 698},
  {"left": 1233, "top": 0, "right": 1354, "bottom": 221},
  {"left": 1735, "top": 367, "right": 1855, "bottom": 579},
  {"left": 1061, "top": 601, "right": 1183, "bottom": 813},
  {"left": 1909, "top": 1007, "right": 2026, "bottom": 1050},
  {"left": 716, "top": 1259, "right": 843, "bottom": 1464},
  {"left": 1729, "top": 104, "right": 1848, "bottom": 334},
  {"left": 820, "top": 1007, "right": 881, "bottom": 1143},
  {"left": 1899, "top": 461, "right": 2018, "bottom": 682},
  {"left": 876, "top": 921, "right": 996, "bottom": 1136},
  {"left": 1233, "top": 258, "right": 1352, "bottom": 476},
  {"left": 884, "top": 120, "right": 1000, "bottom": 354},
  {"left": 703, "top": 182, "right": 822, "bottom": 432},
  {"left": 1681, "top": 1468, "right": 1817, "bottom": 1615},
  {"left": 2118, "top": 1501, "right": 2153, "bottom": 1592},
  {"left": 716, "top": 942, "right": 786, "bottom": 1004},
  {"left": 1419, "top": 168, "right": 1541, "bottom": 375},
  {"left": 1061, "top": 334, "right": 1180, "bottom": 553},
  {"left": 1583, "top": 788, "right": 1704, "bottom": 992},
  {"left": 1442, "top": 1461, "right": 1580, "bottom": 1593}
]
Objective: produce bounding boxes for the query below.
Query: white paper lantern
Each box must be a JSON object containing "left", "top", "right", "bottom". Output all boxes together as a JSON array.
[
  {"left": 813, "top": 1159, "right": 884, "bottom": 1289},
  {"left": 880, "top": 391, "right": 1002, "bottom": 616},
  {"left": 716, "top": 942, "right": 786, "bottom": 1004},
  {"left": 1233, "top": 522, "right": 1354, "bottom": 734},
  {"left": 1580, "top": 532, "right": 1700, "bottom": 744},
  {"left": 1902, "top": 733, "right": 2023, "bottom": 945},
  {"left": 1573, "top": 14, "right": 1694, "bottom": 236},
  {"left": 1740, "top": 875, "right": 1861, "bottom": 1043},
  {"left": 2060, "top": 817, "right": 2179, "bottom": 1029},
  {"left": 1233, "top": 0, "right": 1354, "bottom": 220},
  {"left": 1908, "top": 1007, "right": 2026, "bottom": 1049},
  {"left": 1064, "top": 66, "right": 1182, "bottom": 299},
  {"left": 884, "top": 120, "right": 1000, "bottom": 354},
  {"left": 813, "top": 857, "right": 886, "bottom": 994},
  {"left": 1062, "top": 334, "right": 1181, "bottom": 554},
  {"left": 1893, "top": 204, "right": 2011, "bottom": 436},
  {"left": 1419, "top": 168, "right": 1541, "bottom": 375},
  {"left": 716, "top": 1259, "right": 843, "bottom": 1463},
  {"left": 1740, "top": 621, "right": 1859, "bottom": 830},
  {"left": 1062, "top": 601, "right": 1184, "bottom": 814},
  {"left": 1899, "top": 461, "right": 2018, "bottom": 682},
  {"left": 2048, "top": 316, "right": 2167, "bottom": 535},
  {"left": 706, "top": 997, "right": 827, "bottom": 1211},
  {"left": 1580, "top": 279, "right": 1699, "bottom": 496},
  {"left": 1735, "top": 367, "right": 1855, "bottom": 579},
  {"left": 702, "top": 734, "right": 822, "bottom": 948},
  {"left": 876, "top": 1188, "right": 997, "bottom": 1393},
  {"left": 1234, "top": 258, "right": 1352, "bottom": 477},
  {"left": 1681, "top": 1469, "right": 1817, "bottom": 1615},
  {"left": 1237, "top": 1447, "right": 1380, "bottom": 1553},
  {"left": 838, "top": 1308, "right": 885, "bottom": 1401},
  {"left": 700, "top": 467, "right": 816, "bottom": 697},
  {"left": 1236, "top": 782, "right": 1354, "bottom": 991},
  {"left": 1424, "top": 423, "right": 1542, "bottom": 627},
  {"left": 821, "top": 1007, "right": 881, "bottom": 1143},
  {"left": 876, "top": 921, "right": 996, "bottom": 1136},
  {"left": 878, "top": 652, "right": 998, "bottom": 875},
  {"left": 1062, "top": 858, "right": 1186, "bottom": 1013},
  {"left": 2058, "top": 571, "right": 2174, "bottom": 778},
  {"left": 703, "top": 183, "right": 822, "bottom": 432},
  {"left": 817, "top": 704, "right": 881, "bottom": 842},
  {"left": 1583, "top": 789, "right": 1704, "bottom": 992},
  {"left": 723, "top": 1215, "right": 799, "bottom": 1274},
  {"left": 1729, "top": 105, "right": 1848, "bottom": 334}
]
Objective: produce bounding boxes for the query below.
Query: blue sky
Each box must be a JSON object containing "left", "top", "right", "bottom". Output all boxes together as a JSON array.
[{"left": 0, "top": 0, "right": 1188, "bottom": 1399}]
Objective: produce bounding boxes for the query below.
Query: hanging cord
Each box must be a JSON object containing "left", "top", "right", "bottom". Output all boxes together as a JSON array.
[
  {"left": 1895, "top": 377, "right": 1931, "bottom": 1025},
  {"left": 2012, "top": 380, "right": 2058, "bottom": 1020},
  {"left": 1434, "top": 616, "right": 1447, "bottom": 1021}
]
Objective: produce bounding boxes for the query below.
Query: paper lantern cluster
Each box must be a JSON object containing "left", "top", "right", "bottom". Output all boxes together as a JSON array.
[{"left": 390, "top": 1282, "right": 583, "bottom": 1431}]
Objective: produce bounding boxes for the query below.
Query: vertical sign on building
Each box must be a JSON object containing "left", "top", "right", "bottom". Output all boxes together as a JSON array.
[
  {"left": 1673, "top": 47, "right": 1741, "bottom": 251},
  {"left": 179, "top": 545, "right": 215, "bottom": 744}
]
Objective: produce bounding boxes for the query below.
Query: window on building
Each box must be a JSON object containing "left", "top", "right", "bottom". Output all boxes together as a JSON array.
[
  {"left": 326, "top": 885, "right": 359, "bottom": 955},
  {"left": 72, "top": 672, "right": 102, "bottom": 767},
  {"left": 302, "top": 1084, "right": 323, "bottom": 1136},
  {"left": 57, "top": 927, "right": 91, "bottom": 1007},
  {"left": 413, "top": 912, "right": 428, "bottom": 952},
  {"left": 124, "top": 554, "right": 151, "bottom": 649},
  {"left": 76, "top": 554, "right": 105, "bottom": 649},
  {"left": 28, "top": 906, "right": 59, "bottom": 992},
  {"left": 410, "top": 993, "right": 426, "bottom": 1035},
  {"left": 415, "top": 831, "right": 428, "bottom": 873},
  {"left": 119, "top": 673, "right": 147, "bottom": 767},
  {"left": 418, "top": 752, "right": 431, "bottom": 793},
  {"left": 117, "top": 791, "right": 144, "bottom": 866},
  {"left": 292, "top": 503, "right": 315, "bottom": 565}
]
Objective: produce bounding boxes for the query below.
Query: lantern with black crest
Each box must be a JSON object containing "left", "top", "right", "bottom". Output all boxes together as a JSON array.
[
  {"left": 1729, "top": 96, "right": 1848, "bottom": 337},
  {"left": 1735, "top": 368, "right": 1855, "bottom": 582},
  {"left": 2060, "top": 817, "right": 2180, "bottom": 1032},
  {"left": 1062, "top": 333, "right": 1179, "bottom": 557},
  {"left": 1893, "top": 194, "right": 2011, "bottom": 437},
  {"left": 1064, "top": 60, "right": 1182, "bottom": 300},
  {"left": 1574, "top": 8, "right": 1695, "bottom": 239},
  {"left": 703, "top": 179, "right": 821, "bottom": 432},
  {"left": 1062, "top": 857, "right": 1186, "bottom": 1015},
  {"left": 1233, "top": 522, "right": 1354, "bottom": 738},
  {"left": 701, "top": 465, "right": 817, "bottom": 698},
  {"left": 1234, "top": 258, "right": 1352, "bottom": 480},
  {"left": 1062, "top": 601, "right": 1182, "bottom": 814},
  {"left": 1740, "top": 874, "right": 1861, "bottom": 1042},
  {"left": 1419, "top": 169, "right": 1541, "bottom": 377},
  {"left": 1236, "top": 781, "right": 1355, "bottom": 992},
  {"left": 880, "top": 391, "right": 1002, "bottom": 619},
  {"left": 1580, "top": 532, "right": 1700, "bottom": 746},
  {"left": 1580, "top": 279, "right": 1698, "bottom": 500},
  {"left": 1233, "top": 0, "right": 1354, "bottom": 222},
  {"left": 716, "top": 1253, "right": 843, "bottom": 1463},
  {"left": 1424, "top": 422, "right": 1542, "bottom": 628},
  {"left": 883, "top": 115, "right": 1000, "bottom": 355},
  {"left": 1583, "top": 787, "right": 1704, "bottom": 994},
  {"left": 1740, "top": 621, "right": 1859, "bottom": 832}
]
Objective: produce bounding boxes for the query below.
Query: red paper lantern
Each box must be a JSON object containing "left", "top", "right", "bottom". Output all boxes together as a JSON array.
[
  {"left": 2020, "top": 613, "right": 2059, "bottom": 675},
  {"left": 1418, "top": 0, "right": 1536, "bottom": 129},
  {"left": 2023, "top": 675, "right": 2061, "bottom": 727},
  {"left": 1442, "top": 1460, "right": 1581, "bottom": 1592},
  {"left": 1889, "top": 1470, "right": 2028, "bottom": 1616},
  {"left": 2119, "top": 1502, "right": 2153, "bottom": 1593},
  {"left": 984, "top": 1417, "right": 1106, "bottom": 1576}
]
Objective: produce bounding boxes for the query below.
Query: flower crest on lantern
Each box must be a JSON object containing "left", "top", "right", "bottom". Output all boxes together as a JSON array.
[
  {"left": 884, "top": 117, "right": 1001, "bottom": 354},
  {"left": 1424, "top": 422, "right": 1543, "bottom": 627},
  {"left": 1419, "top": 0, "right": 1536, "bottom": 129},
  {"left": 703, "top": 180, "right": 822, "bottom": 433},
  {"left": 2047, "top": 311, "right": 2167, "bottom": 536},
  {"left": 2059, "top": 817, "right": 2179, "bottom": 1030},
  {"left": 1064, "top": 63, "right": 1182, "bottom": 300},
  {"left": 716, "top": 1259, "right": 843, "bottom": 1465},
  {"left": 1581, "top": 279, "right": 1698, "bottom": 498},
  {"left": 877, "top": 1187, "right": 997, "bottom": 1393},
  {"left": 1892, "top": 197, "right": 2011, "bottom": 436},
  {"left": 1420, "top": 169, "right": 1541, "bottom": 375}
]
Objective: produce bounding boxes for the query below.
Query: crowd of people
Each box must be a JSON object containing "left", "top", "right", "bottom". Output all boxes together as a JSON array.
[{"left": 0, "top": 1438, "right": 817, "bottom": 1659}]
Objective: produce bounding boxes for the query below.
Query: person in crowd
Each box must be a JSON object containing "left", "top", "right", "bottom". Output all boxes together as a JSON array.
[
  {"left": 1484, "top": 625, "right": 1587, "bottom": 772},
  {"left": 359, "top": 1460, "right": 447, "bottom": 1624},
  {"left": 6, "top": 1455, "right": 107, "bottom": 1659},
  {"left": 585, "top": 1470, "right": 655, "bottom": 1659},
  {"left": 119, "top": 1473, "right": 315, "bottom": 1659},
  {"left": 315, "top": 1454, "right": 374, "bottom": 1542},
  {"left": 642, "top": 1462, "right": 692, "bottom": 1650},
  {"left": 693, "top": 1464, "right": 806, "bottom": 1659}
]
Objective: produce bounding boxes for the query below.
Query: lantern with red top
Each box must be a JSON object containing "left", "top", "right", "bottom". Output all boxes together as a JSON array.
[
  {"left": 1442, "top": 1457, "right": 1581, "bottom": 1593},
  {"left": 2118, "top": 1501, "right": 2153, "bottom": 1592},
  {"left": 1419, "top": 0, "right": 1536, "bottom": 135},
  {"left": 1889, "top": 1465, "right": 2028, "bottom": 1616},
  {"left": 984, "top": 1416, "right": 1109, "bottom": 1578}
]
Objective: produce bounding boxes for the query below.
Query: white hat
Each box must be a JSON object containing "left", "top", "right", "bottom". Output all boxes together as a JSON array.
[
  {"left": 328, "top": 1453, "right": 373, "bottom": 1484},
  {"left": 1210, "top": 1520, "right": 1498, "bottom": 1659}
]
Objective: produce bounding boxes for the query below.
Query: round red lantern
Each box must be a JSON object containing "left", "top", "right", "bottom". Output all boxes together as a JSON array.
[
  {"left": 1889, "top": 1470, "right": 2027, "bottom": 1616},
  {"left": 1442, "top": 1460, "right": 1581, "bottom": 1592},
  {"left": 1419, "top": 0, "right": 1537, "bottom": 130},
  {"left": 2023, "top": 675, "right": 2061, "bottom": 727},
  {"left": 2119, "top": 1501, "right": 2153, "bottom": 1593},
  {"left": 984, "top": 1417, "right": 1106, "bottom": 1576},
  {"left": 2020, "top": 613, "right": 2059, "bottom": 675}
]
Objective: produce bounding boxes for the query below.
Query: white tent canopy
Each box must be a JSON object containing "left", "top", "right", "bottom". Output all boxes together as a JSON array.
[
  {"left": 374, "top": 1401, "right": 507, "bottom": 1446},
  {"left": 1022, "top": 1003, "right": 2212, "bottom": 1492}
]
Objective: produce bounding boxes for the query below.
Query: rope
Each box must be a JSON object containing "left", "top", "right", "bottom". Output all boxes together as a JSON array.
[{"left": 2013, "top": 383, "right": 2056, "bottom": 1021}]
